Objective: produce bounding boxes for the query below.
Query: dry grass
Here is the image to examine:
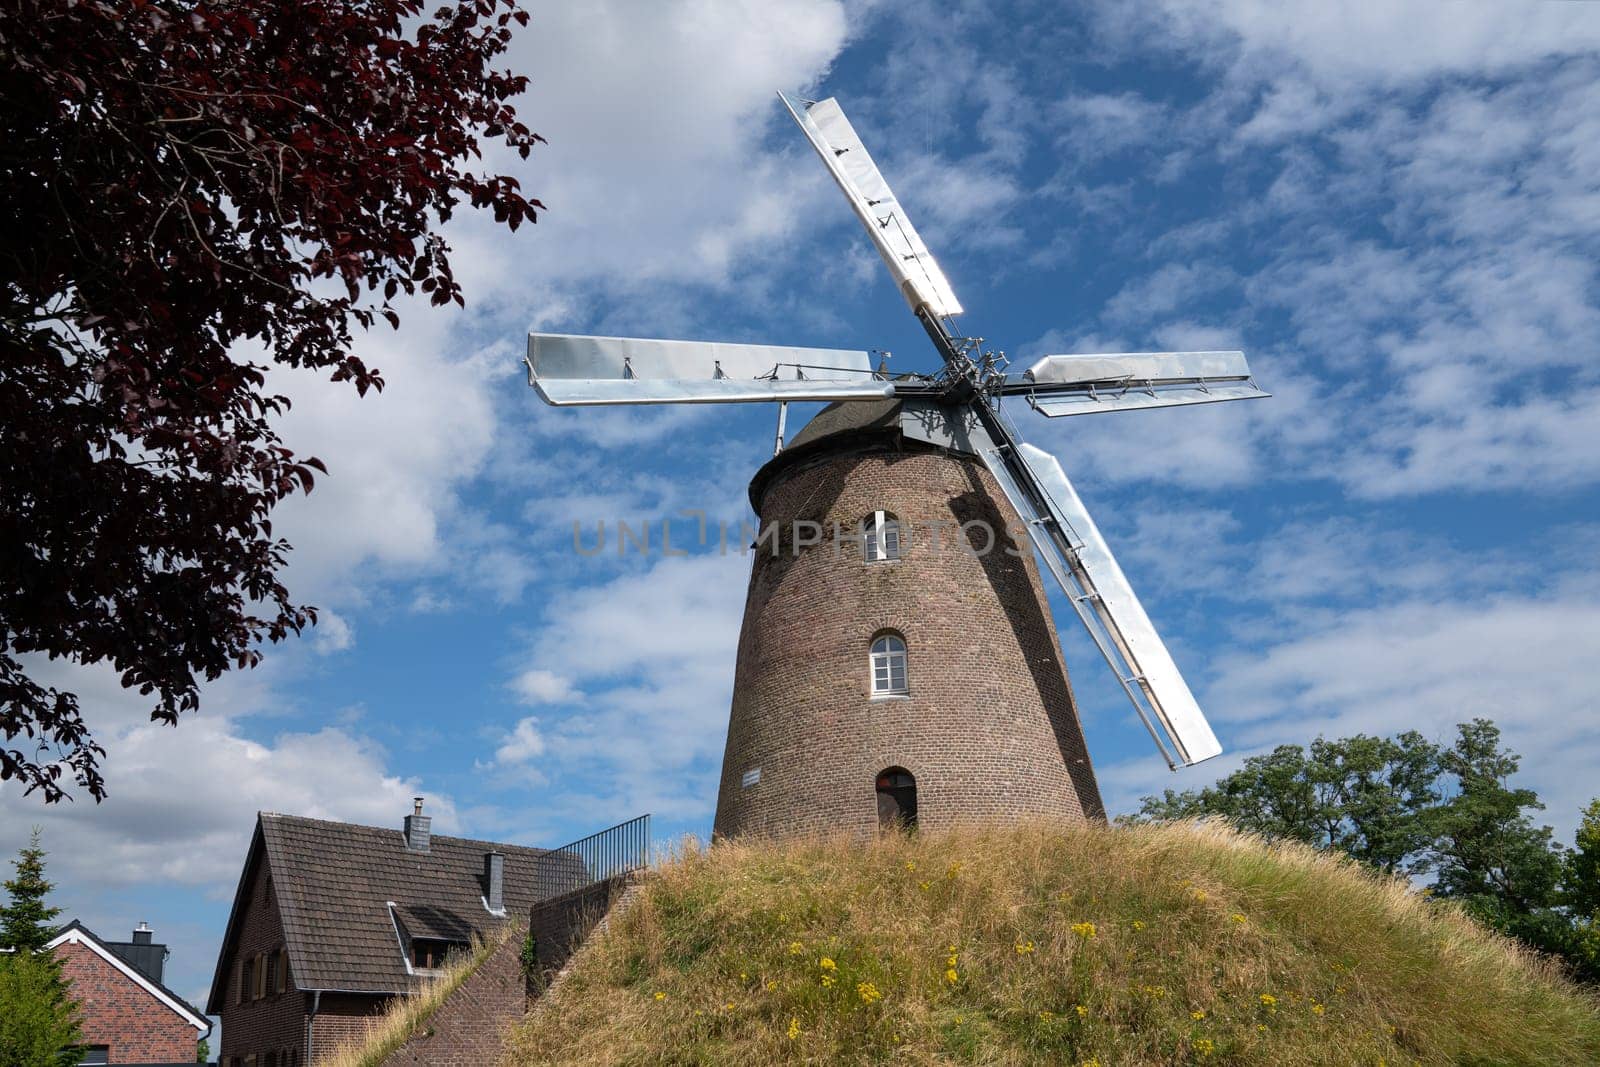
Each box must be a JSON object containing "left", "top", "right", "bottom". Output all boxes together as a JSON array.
[
  {"left": 316, "top": 926, "right": 513, "bottom": 1067},
  {"left": 504, "top": 819, "right": 1600, "bottom": 1066}
]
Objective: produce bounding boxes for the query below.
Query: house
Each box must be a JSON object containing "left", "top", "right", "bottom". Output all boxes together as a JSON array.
[
  {"left": 46, "top": 920, "right": 211, "bottom": 1065},
  {"left": 205, "top": 799, "right": 552, "bottom": 1067}
]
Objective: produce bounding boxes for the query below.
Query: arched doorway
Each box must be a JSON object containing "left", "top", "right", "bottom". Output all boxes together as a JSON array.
[{"left": 876, "top": 767, "right": 917, "bottom": 830}]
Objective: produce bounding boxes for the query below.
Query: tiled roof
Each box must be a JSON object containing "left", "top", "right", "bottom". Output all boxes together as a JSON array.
[{"left": 257, "top": 813, "right": 551, "bottom": 995}]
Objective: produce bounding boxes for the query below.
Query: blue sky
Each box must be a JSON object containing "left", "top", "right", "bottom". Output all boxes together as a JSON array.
[{"left": 5, "top": 0, "right": 1600, "bottom": 1026}]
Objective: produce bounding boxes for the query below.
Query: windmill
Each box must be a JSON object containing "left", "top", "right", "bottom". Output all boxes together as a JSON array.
[{"left": 525, "top": 93, "right": 1266, "bottom": 825}]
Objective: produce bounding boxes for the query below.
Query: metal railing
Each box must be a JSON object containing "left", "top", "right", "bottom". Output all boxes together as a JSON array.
[{"left": 532, "top": 813, "right": 651, "bottom": 903}]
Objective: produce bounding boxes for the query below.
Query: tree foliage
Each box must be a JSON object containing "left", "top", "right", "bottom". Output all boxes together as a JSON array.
[
  {"left": 0, "top": 952, "right": 84, "bottom": 1067},
  {"left": 1, "top": 0, "right": 542, "bottom": 801},
  {"left": 1135, "top": 730, "right": 1438, "bottom": 873},
  {"left": 1, "top": 829, "right": 62, "bottom": 955},
  {"left": 1135, "top": 719, "right": 1598, "bottom": 980},
  {"left": 0, "top": 831, "right": 81, "bottom": 1067}
]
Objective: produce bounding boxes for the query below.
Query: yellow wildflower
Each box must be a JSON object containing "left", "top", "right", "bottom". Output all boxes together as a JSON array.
[
  {"left": 1075, "top": 1004, "right": 1088, "bottom": 1018},
  {"left": 945, "top": 967, "right": 959, "bottom": 985},
  {"left": 1256, "top": 1024, "right": 1268, "bottom": 1033},
  {"left": 1193, "top": 1037, "right": 1215, "bottom": 1057},
  {"left": 1081, "top": 1059, "right": 1101, "bottom": 1067},
  {"left": 1192, "top": 888, "right": 1208, "bottom": 902},
  {"left": 1038, "top": 1010, "right": 1055, "bottom": 1021},
  {"left": 1015, "top": 939, "right": 1036, "bottom": 955},
  {"left": 919, "top": 880, "right": 931, "bottom": 891},
  {"left": 1071, "top": 921, "right": 1097, "bottom": 940},
  {"left": 787, "top": 940, "right": 803, "bottom": 955},
  {"left": 1131, "top": 920, "right": 1146, "bottom": 931},
  {"left": 694, "top": 1009, "right": 703, "bottom": 1017},
  {"left": 948, "top": 862, "right": 963, "bottom": 877},
  {"left": 653, "top": 991, "right": 666, "bottom": 1001},
  {"left": 1192, "top": 1010, "right": 1206, "bottom": 1020},
  {"left": 1312, "top": 1002, "right": 1325, "bottom": 1016},
  {"left": 786, "top": 1017, "right": 800, "bottom": 1041},
  {"left": 765, "top": 980, "right": 778, "bottom": 992},
  {"left": 739, "top": 972, "right": 748, "bottom": 982},
  {"left": 819, "top": 957, "right": 837, "bottom": 971},
  {"left": 1259, "top": 993, "right": 1278, "bottom": 1011},
  {"left": 1335, "top": 985, "right": 1347, "bottom": 996},
  {"left": 905, "top": 861, "right": 916, "bottom": 871},
  {"left": 857, "top": 981, "right": 882, "bottom": 1005},
  {"left": 821, "top": 974, "right": 836, "bottom": 988},
  {"left": 954, "top": 1015, "right": 964, "bottom": 1024},
  {"left": 1141, "top": 985, "right": 1166, "bottom": 999},
  {"left": 1230, "top": 913, "right": 1247, "bottom": 925},
  {"left": 725, "top": 1002, "right": 735, "bottom": 1011}
]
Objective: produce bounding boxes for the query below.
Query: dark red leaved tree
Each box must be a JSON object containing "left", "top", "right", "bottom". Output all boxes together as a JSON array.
[{"left": 0, "top": 0, "right": 542, "bottom": 801}]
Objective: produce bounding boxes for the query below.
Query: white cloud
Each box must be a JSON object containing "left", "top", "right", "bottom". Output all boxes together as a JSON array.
[
  {"left": 494, "top": 717, "right": 549, "bottom": 765},
  {"left": 499, "top": 553, "right": 750, "bottom": 824},
  {"left": 1134, "top": 1, "right": 1600, "bottom": 95},
  {"left": 311, "top": 610, "right": 354, "bottom": 655},
  {"left": 510, "top": 669, "right": 577, "bottom": 705}
]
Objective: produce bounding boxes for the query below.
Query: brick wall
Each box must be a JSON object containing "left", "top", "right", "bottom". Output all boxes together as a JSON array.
[
  {"left": 309, "top": 993, "right": 390, "bottom": 1062},
  {"left": 54, "top": 939, "right": 200, "bottom": 1063},
  {"left": 377, "top": 926, "right": 529, "bottom": 1067},
  {"left": 219, "top": 856, "right": 313, "bottom": 1064},
  {"left": 714, "top": 438, "right": 1105, "bottom": 839},
  {"left": 529, "top": 879, "right": 629, "bottom": 976}
]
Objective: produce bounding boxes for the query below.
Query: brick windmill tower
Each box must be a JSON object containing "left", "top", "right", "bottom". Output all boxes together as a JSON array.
[{"left": 524, "top": 93, "right": 1267, "bottom": 837}]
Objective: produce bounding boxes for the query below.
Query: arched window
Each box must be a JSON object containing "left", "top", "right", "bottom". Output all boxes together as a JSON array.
[
  {"left": 870, "top": 633, "right": 908, "bottom": 695},
  {"left": 876, "top": 767, "right": 918, "bottom": 830},
  {"left": 861, "top": 511, "right": 902, "bottom": 562}
]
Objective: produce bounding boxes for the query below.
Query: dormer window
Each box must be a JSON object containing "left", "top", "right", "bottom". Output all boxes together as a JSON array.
[
  {"left": 870, "top": 633, "right": 909, "bottom": 696},
  {"left": 410, "top": 938, "right": 461, "bottom": 970},
  {"left": 862, "top": 511, "right": 902, "bottom": 562}
]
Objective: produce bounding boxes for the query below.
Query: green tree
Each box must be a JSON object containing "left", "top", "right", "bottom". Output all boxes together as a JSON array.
[
  {"left": 195, "top": 1037, "right": 209, "bottom": 1064},
  {"left": 0, "top": 952, "right": 84, "bottom": 1067},
  {"left": 1564, "top": 799, "right": 1600, "bottom": 982},
  {"left": 1133, "top": 732, "right": 1440, "bottom": 874},
  {"left": 1423, "top": 719, "right": 1567, "bottom": 952},
  {"left": 1, "top": 828, "right": 61, "bottom": 954},
  {"left": 0, "top": 831, "right": 81, "bottom": 1066},
  {"left": 1566, "top": 798, "right": 1600, "bottom": 917}
]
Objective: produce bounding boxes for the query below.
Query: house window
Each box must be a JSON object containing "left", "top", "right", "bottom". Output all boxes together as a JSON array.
[
  {"left": 77, "top": 1048, "right": 109, "bottom": 1066},
  {"left": 870, "top": 633, "right": 908, "bottom": 696},
  {"left": 861, "top": 511, "right": 902, "bottom": 562},
  {"left": 277, "top": 948, "right": 290, "bottom": 993},
  {"left": 265, "top": 951, "right": 277, "bottom": 996},
  {"left": 876, "top": 768, "right": 918, "bottom": 830},
  {"left": 411, "top": 938, "right": 462, "bottom": 970},
  {"left": 241, "top": 957, "right": 254, "bottom": 1003}
]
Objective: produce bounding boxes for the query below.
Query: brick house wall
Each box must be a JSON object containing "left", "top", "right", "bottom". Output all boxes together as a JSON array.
[
  {"left": 54, "top": 940, "right": 199, "bottom": 1063},
  {"left": 218, "top": 855, "right": 310, "bottom": 1065},
  {"left": 378, "top": 925, "right": 529, "bottom": 1066},
  {"left": 714, "top": 440, "right": 1105, "bottom": 839}
]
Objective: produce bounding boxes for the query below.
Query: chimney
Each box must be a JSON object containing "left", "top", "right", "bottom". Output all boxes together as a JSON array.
[
  {"left": 404, "top": 797, "right": 431, "bottom": 853},
  {"left": 483, "top": 852, "right": 505, "bottom": 913},
  {"left": 132, "top": 921, "right": 152, "bottom": 945}
]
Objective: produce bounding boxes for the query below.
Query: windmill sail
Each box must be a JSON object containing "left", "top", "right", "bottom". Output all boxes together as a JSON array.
[
  {"left": 779, "top": 92, "right": 963, "bottom": 318},
  {"left": 976, "top": 439, "right": 1222, "bottom": 768},
  {"left": 527, "top": 333, "right": 894, "bottom": 406},
  {"left": 1007, "top": 350, "right": 1268, "bottom": 418}
]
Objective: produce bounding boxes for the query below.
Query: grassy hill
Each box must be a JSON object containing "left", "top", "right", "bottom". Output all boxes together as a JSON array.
[{"left": 504, "top": 819, "right": 1600, "bottom": 1066}]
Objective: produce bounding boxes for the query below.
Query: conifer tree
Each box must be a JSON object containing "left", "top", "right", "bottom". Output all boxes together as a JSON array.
[{"left": 0, "top": 828, "right": 61, "bottom": 955}]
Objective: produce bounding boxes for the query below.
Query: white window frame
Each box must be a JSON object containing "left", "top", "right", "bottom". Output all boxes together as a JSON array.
[
  {"left": 869, "top": 634, "right": 909, "bottom": 697},
  {"left": 862, "top": 510, "right": 902, "bottom": 563}
]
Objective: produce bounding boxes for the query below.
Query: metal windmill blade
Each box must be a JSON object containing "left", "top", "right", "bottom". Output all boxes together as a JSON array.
[
  {"left": 777, "top": 91, "right": 1265, "bottom": 768},
  {"left": 524, "top": 90, "right": 1268, "bottom": 771}
]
